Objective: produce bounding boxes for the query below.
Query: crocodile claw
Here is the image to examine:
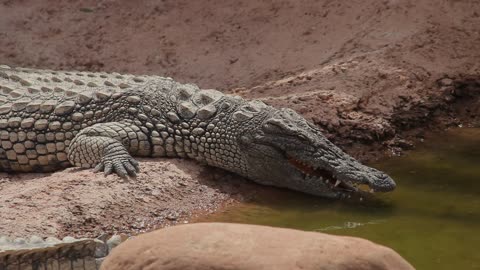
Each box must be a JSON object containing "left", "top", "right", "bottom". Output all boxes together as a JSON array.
[{"left": 94, "top": 155, "right": 139, "bottom": 178}]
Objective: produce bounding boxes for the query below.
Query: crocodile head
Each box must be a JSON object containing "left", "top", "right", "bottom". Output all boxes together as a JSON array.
[{"left": 239, "top": 108, "right": 396, "bottom": 198}]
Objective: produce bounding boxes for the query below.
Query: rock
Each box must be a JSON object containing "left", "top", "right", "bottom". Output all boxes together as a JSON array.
[
  {"left": 101, "top": 223, "right": 414, "bottom": 270},
  {"left": 438, "top": 78, "right": 453, "bottom": 87}
]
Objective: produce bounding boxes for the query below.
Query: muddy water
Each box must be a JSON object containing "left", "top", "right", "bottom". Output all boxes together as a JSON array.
[{"left": 203, "top": 128, "right": 480, "bottom": 270}]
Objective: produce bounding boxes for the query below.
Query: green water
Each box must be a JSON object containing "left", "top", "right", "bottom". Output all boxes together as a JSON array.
[{"left": 204, "top": 128, "right": 480, "bottom": 270}]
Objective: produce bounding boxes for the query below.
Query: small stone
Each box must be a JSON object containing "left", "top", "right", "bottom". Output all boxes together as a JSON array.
[
  {"left": 166, "top": 212, "right": 179, "bottom": 220},
  {"left": 439, "top": 78, "right": 453, "bottom": 87}
]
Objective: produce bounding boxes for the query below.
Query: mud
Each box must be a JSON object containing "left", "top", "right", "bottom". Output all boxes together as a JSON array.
[{"left": 0, "top": 0, "right": 479, "bottom": 237}]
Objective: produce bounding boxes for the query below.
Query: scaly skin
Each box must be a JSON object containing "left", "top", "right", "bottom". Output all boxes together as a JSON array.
[
  {"left": 0, "top": 65, "right": 395, "bottom": 198},
  {"left": 0, "top": 234, "right": 120, "bottom": 270}
]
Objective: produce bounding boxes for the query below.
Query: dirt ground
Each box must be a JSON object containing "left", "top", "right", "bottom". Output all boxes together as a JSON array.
[{"left": 0, "top": 0, "right": 479, "bottom": 237}]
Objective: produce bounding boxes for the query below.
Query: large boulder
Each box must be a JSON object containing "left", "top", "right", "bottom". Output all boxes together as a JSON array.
[{"left": 101, "top": 223, "right": 414, "bottom": 270}]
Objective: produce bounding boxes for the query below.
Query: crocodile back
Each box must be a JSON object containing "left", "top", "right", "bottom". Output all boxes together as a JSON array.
[{"left": 0, "top": 66, "right": 161, "bottom": 172}]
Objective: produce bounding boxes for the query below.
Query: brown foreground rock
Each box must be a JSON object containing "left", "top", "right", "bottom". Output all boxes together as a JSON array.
[{"left": 101, "top": 223, "right": 414, "bottom": 270}]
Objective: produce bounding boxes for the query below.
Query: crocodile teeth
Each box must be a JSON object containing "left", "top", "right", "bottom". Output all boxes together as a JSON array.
[{"left": 334, "top": 180, "right": 341, "bottom": 187}]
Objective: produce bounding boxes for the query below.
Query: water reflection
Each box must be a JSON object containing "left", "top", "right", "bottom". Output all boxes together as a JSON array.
[{"left": 203, "top": 128, "right": 480, "bottom": 270}]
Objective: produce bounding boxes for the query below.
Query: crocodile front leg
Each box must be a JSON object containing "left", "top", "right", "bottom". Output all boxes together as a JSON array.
[{"left": 67, "top": 122, "right": 150, "bottom": 177}]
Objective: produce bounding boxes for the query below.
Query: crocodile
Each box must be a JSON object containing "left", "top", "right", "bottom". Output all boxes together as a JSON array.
[
  {"left": 0, "top": 65, "right": 395, "bottom": 198},
  {"left": 0, "top": 234, "right": 122, "bottom": 270},
  {"left": 0, "top": 65, "right": 396, "bottom": 268}
]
